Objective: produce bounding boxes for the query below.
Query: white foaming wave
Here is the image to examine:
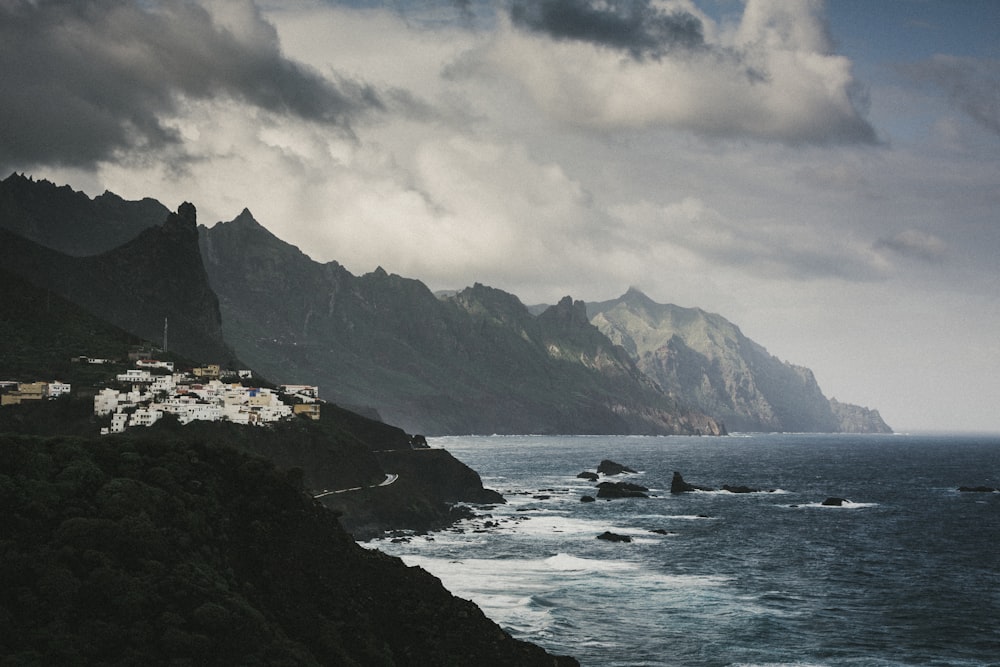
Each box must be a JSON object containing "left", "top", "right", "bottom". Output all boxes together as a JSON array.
[
  {"left": 798, "top": 500, "right": 878, "bottom": 509},
  {"left": 543, "top": 552, "right": 639, "bottom": 573}
]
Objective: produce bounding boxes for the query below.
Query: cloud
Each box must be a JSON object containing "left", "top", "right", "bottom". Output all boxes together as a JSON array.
[
  {"left": 453, "top": 0, "right": 876, "bottom": 145},
  {"left": 903, "top": 55, "right": 1000, "bottom": 137},
  {"left": 0, "top": 0, "right": 388, "bottom": 171},
  {"left": 508, "top": 0, "right": 706, "bottom": 60},
  {"left": 610, "top": 197, "right": 889, "bottom": 282},
  {"left": 874, "top": 229, "right": 948, "bottom": 263}
]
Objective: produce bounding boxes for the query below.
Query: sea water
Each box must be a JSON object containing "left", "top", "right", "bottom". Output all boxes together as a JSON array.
[{"left": 367, "top": 433, "right": 1000, "bottom": 667}]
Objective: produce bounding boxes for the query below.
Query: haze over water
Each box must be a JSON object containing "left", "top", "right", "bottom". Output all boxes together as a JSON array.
[{"left": 371, "top": 433, "right": 1000, "bottom": 667}]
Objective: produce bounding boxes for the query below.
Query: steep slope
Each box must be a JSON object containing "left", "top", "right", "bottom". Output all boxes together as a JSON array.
[
  {"left": 200, "top": 214, "right": 721, "bottom": 435},
  {"left": 0, "top": 172, "right": 167, "bottom": 255},
  {"left": 0, "top": 203, "right": 237, "bottom": 365},
  {"left": 589, "top": 288, "right": 891, "bottom": 433}
]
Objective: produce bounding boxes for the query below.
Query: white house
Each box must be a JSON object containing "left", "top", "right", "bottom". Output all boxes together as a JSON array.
[
  {"left": 48, "top": 381, "right": 72, "bottom": 397},
  {"left": 117, "top": 369, "right": 153, "bottom": 384},
  {"left": 129, "top": 407, "right": 163, "bottom": 428}
]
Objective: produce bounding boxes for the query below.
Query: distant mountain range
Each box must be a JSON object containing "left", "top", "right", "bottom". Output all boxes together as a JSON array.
[{"left": 0, "top": 173, "right": 890, "bottom": 434}]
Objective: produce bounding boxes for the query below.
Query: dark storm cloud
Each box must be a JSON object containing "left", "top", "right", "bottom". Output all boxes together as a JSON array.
[
  {"left": 508, "top": 0, "right": 705, "bottom": 60},
  {"left": 0, "top": 0, "right": 386, "bottom": 170},
  {"left": 904, "top": 55, "right": 1000, "bottom": 136}
]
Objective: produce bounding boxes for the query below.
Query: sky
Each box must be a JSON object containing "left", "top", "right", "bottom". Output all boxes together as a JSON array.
[{"left": 1, "top": 0, "right": 998, "bottom": 433}]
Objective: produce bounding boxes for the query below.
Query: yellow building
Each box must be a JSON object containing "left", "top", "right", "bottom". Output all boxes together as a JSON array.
[{"left": 293, "top": 403, "right": 321, "bottom": 420}]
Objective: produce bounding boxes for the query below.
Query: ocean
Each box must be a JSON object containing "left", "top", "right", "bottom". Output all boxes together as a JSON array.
[{"left": 366, "top": 433, "right": 1000, "bottom": 667}]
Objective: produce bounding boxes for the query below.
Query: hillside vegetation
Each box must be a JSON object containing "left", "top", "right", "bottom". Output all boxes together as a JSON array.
[{"left": 0, "top": 433, "right": 576, "bottom": 666}]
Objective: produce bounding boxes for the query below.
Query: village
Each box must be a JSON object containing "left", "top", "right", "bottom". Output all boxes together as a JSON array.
[{"left": 1, "top": 352, "right": 320, "bottom": 434}]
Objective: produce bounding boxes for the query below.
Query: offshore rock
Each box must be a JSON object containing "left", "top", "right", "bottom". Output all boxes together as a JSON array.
[
  {"left": 670, "top": 471, "right": 714, "bottom": 494},
  {"left": 958, "top": 486, "right": 997, "bottom": 493},
  {"left": 597, "top": 531, "right": 632, "bottom": 543},
  {"left": 596, "top": 481, "right": 649, "bottom": 499},
  {"left": 577, "top": 471, "right": 599, "bottom": 481},
  {"left": 597, "top": 459, "right": 637, "bottom": 475},
  {"left": 821, "top": 497, "right": 849, "bottom": 506}
]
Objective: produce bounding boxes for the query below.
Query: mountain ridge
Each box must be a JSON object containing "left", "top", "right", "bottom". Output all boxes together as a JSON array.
[{"left": 0, "top": 174, "right": 887, "bottom": 434}]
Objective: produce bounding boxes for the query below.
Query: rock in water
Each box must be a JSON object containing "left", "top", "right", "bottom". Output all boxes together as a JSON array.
[
  {"left": 596, "top": 481, "right": 649, "bottom": 499},
  {"left": 670, "top": 471, "right": 714, "bottom": 494},
  {"left": 597, "top": 531, "right": 632, "bottom": 543},
  {"left": 821, "top": 497, "right": 849, "bottom": 506},
  {"left": 597, "top": 459, "right": 637, "bottom": 475}
]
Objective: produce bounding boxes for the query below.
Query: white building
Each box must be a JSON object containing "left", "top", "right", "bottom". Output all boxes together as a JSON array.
[
  {"left": 117, "top": 369, "right": 153, "bottom": 384},
  {"left": 136, "top": 359, "right": 175, "bottom": 372},
  {"left": 129, "top": 407, "right": 163, "bottom": 427},
  {"left": 48, "top": 381, "right": 72, "bottom": 397}
]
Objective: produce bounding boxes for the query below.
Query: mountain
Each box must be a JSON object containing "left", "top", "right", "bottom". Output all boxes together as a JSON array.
[
  {"left": 198, "top": 212, "right": 722, "bottom": 436},
  {"left": 0, "top": 202, "right": 238, "bottom": 365},
  {"left": 588, "top": 288, "right": 891, "bottom": 433},
  {"left": 2, "top": 175, "right": 888, "bottom": 434},
  {"left": 0, "top": 172, "right": 166, "bottom": 255}
]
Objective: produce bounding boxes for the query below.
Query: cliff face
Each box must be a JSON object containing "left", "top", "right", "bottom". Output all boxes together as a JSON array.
[
  {"left": 0, "top": 201, "right": 237, "bottom": 365},
  {"left": 589, "top": 289, "right": 891, "bottom": 433},
  {"left": 200, "top": 214, "right": 722, "bottom": 436}
]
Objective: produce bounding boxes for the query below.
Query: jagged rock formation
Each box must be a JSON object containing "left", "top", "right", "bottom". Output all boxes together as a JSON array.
[{"left": 589, "top": 288, "right": 891, "bottom": 433}]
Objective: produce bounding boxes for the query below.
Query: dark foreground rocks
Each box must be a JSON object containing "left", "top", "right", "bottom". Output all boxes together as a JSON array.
[{"left": 0, "top": 434, "right": 578, "bottom": 666}]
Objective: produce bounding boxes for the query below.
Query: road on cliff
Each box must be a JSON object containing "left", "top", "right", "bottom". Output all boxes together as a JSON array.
[{"left": 312, "top": 473, "right": 398, "bottom": 499}]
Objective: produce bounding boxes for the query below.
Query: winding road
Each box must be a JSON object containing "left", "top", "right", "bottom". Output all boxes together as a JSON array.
[{"left": 312, "top": 473, "right": 398, "bottom": 499}]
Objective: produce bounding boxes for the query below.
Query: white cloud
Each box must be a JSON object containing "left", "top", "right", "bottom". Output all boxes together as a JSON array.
[{"left": 450, "top": 0, "right": 874, "bottom": 144}]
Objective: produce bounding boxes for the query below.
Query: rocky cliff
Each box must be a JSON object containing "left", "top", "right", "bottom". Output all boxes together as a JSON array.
[{"left": 589, "top": 288, "right": 891, "bottom": 433}]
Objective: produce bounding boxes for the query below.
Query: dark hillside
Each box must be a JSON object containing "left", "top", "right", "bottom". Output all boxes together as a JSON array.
[
  {"left": 1, "top": 204, "right": 237, "bottom": 365},
  {"left": 0, "top": 266, "right": 141, "bottom": 381},
  {"left": 0, "top": 434, "right": 577, "bottom": 666}
]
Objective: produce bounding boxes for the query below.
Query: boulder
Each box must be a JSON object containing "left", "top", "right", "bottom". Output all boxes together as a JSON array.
[
  {"left": 597, "top": 531, "right": 632, "bottom": 543},
  {"left": 580, "top": 495, "right": 596, "bottom": 503},
  {"left": 670, "top": 471, "right": 714, "bottom": 494},
  {"left": 596, "top": 481, "right": 649, "bottom": 499},
  {"left": 821, "top": 497, "right": 849, "bottom": 506},
  {"left": 597, "top": 459, "right": 637, "bottom": 476},
  {"left": 576, "top": 471, "right": 599, "bottom": 481}
]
